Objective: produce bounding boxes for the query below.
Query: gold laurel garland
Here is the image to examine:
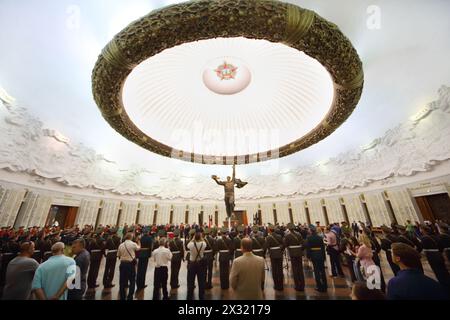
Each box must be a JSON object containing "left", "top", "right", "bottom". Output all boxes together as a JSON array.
[
  {"left": 284, "top": 4, "right": 315, "bottom": 45},
  {"left": 102, "top": 39, "right": 134, "bottom": 71},
  {"left": 335, "top": 69, "right": 365, "bottom": 90},
  {"left": 92, "top": 0, "right": 363, "bottom": 165}
]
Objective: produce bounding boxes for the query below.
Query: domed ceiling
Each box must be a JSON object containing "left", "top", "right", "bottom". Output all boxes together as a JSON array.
[
  {"left": 122, "top": 37, "right": 334, "bottom": 157},
  {"left": 1, "top": 0, "right": 450, "bottom": 200}
]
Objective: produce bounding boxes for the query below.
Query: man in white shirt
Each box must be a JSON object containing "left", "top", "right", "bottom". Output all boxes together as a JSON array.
[
  {"left": 117, "top": 232, "right": 140, "bottom": 300},
  {"left": 152, "top": 237, "right": 172, "bottom": 300}
]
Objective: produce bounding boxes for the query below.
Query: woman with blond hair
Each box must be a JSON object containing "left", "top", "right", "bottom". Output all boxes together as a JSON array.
[
  {"left": 356, "top": 233, "right": 376, "bottom": 273},
  {"left": 351, "top": 233, "right": 376, "bottom": 282}
]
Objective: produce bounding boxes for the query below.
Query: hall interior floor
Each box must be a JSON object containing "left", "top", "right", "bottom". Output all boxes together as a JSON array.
[{"left": 84, "top": 254, "right": 443, "bottom": 300}]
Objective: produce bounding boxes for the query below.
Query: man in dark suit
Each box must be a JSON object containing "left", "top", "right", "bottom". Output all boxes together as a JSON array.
[
  {"left": 217, "top": 228, "right": 233, "bottom": 289},
  {"left": 103, "top": 228, "right": 121, "bottom": 288},
  {"left": 284, "top": 223, "right": 305, "bottom": 291},
  {"left": 87, "top": 232, "right": 105, "bottom": 289},
  {"left": 351, "top": 221, "right": 359, "bottom": 238},
  {"left": 168, "top": 229, "right": 184, "bottom": 289},
  {"left": 305, "top": 227, "right": 327, "bottom": 292},
  {"left": 266, "top": 225, "right": 284, "bottom": 291},
  {"left": 203, "top": 228, "right": 217, "bottom": 289},
  {"left": 136, "top": 228, "right": 153, "bottom": 290},
  {"left": 387, "top": 242, "right": 448, "bottom": 300},
  {"left": 419, "top": 225, "right": 450, "bottom": 291}
]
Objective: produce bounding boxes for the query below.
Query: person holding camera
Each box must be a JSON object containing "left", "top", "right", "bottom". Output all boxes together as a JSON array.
[
  {"left": 186, "top": 231, "right": 207, "bottom": 300},
  {"left": 117, "top": 232, "right": 140, "bottom": 300}
]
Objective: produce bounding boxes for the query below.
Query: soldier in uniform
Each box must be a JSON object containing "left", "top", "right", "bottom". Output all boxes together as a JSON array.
[
  {"left": 437, "top": 226, "right": 450, "bottom": 261},
  {"left": 251, "top": 226, "right": 266, "bottom": 258},
  {"left": 41, "top": 233, "right": 53, "bottom": 262},
  {"left": 169, "top": 229, "right": 184, "bottom": 289},
  {"left": 233, "top": 226, "right": 245, "bottom": 259},
  {"left": 266, "top": 225, "right": 284, "bottom": 291},
  {"left": 380, "top": 226, "right": 401, "bottom": 276},
  {"left": 136, "top": 228, "right": 153, "bottom": 290},
  {"left": 419, "top": 225, "right": 450, "bottom": 290},
  {"left": 284, "top": 223, "right": 305, "bottom": 291},
  {"left": 216, "top": 227, "right": 233, "bottom": 289},
  {"left": 87, "top": 231, "right": 105, "bottom": 289},
  {"left": 398, "top": 225, "right": 422, "bottom": 251},
  {"left": 103, "top": 228, "right": 121, "bottom": 288},
  {"left": 203, "top": 228, "right": 217, "bottom": 289},
  {"left": 395, "top": 225, "right": 424, "bottom": 272},
  {"left": 305, "top": 227, "right": 327, "bottom": 292}
]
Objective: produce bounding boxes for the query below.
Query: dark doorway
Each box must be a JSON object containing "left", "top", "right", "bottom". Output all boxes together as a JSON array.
[
  {"left": 199, "top": 211, "right": 204, "bottom": 225},
  {"left": 361, "top": 202, "right": 372, "bottom": 226},
  {"left": 153, "top": 210, "right": 158, "bottom": 224},
  {"left": 385, "top": 199, "right": 398, "bottom": 225},
  {"left": 233, "top": 210, "right": 248, "bottom": 225},
  {"left": 322, "top": 206, "right": 330, "bottom": 225},
  {"left": 341, "top": 204, "right": 350, "bottom": 224},
  {"left": 169, "top": 209, "right": 174, "bottom": 224},
  {"left": 94, "top": 208, "right": 102, "bottom": 228},
  {"left": 116, "top": 209, "right": 122, "bottom": 227},
  {"left": 415, "top": 193, "right": 450, "bottom": 222},
  {"left": 288, "top": 208, "right": 294, "bottom": 224},
  {"left": 305, "top": 207, "right": 311, "bottom": 225},
  {"left": 135, "top": 210, "right": 141, "bottom": 224},
  {"left": 46, "top": 205, "right": 78, "bottom": 228}
]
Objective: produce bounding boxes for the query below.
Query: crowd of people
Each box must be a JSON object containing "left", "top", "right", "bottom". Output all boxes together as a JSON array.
[{"left": 0, "top": 218, "right": 449, "bottom": 300}]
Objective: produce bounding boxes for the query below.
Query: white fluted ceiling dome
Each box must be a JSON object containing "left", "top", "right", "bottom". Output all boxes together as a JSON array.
[{"left": 122, "top": 37, "right": 334, "bottom": 157}]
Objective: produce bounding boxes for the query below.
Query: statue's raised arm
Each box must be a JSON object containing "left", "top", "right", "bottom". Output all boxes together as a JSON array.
[{"left": 211, "top": 175, "right": 225, "bottom": 186}]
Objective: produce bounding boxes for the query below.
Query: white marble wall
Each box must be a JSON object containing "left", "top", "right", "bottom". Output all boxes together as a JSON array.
[
  {"left": 138, "top": 203, "right": 155, "bottom": 225},
  {"left": 308, "top": 198, "right": 324, "bottom": 225},
  {"left": 0, "top": 188, "right": 26, "bottom": 227},
  {"left": 388, "top": 189, "right": 421, "bottom": 225},
  {"left": 172, "top": 205, "right": 186, "bottom": 225},
  {"left": 0, "top": 182, "right": 445, "bottom": 228},
  {"left": 75, "top": 199, "right": 100, "bottom": 226},
  {"left": 217, "top": 204, "right": 227, "bottom": 226},
  {"left": 260, "top": 203, "right": 274, "bottom": 225},
  {"left": 344, "top": 195, "right": 366, "bottom": 223},
  {"left": 14, "top": 191, "right": 38, "bottom": 228},
  {"left": 31, "top": 195, "right": 53, "bottom": 227},
  {"left": 118, "top": 202, "right": 138, "bottom": 226},
  {"left": 156, "top": 204, "right": 171, "bottom": 225},
  {"left": 325, "top": 198, "right": 345, "bottom": 224},
  {"left": 97, "top": 200, "right": 120, "bottom": 226},
  {"left": 276, "top": 202, "right": 290, "bottom": 224},
  {"left": 291, "top": 201, "right": 308, "bottom": 224},
  {"left": 0, "top": 186, "right": 5, "bottom": 207},
  {"left": 365, "top": 192, "right": 392, "bottom": 227},
  {"left": 189, "top": 204, "right": 201, "bottom": 225},
  {"left": 14, "top": 191, "right": 53, "bottom": 228}
]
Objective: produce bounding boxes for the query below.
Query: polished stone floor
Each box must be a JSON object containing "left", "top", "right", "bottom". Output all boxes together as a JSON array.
[{"left": 83, "top": 253, "right": 442, "bottom": 300}]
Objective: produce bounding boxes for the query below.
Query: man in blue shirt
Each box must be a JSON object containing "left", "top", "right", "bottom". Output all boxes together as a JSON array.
[
  {"left": 387, "top": 242, "right": 448, "bottom": 300},
  {"left": 32, "top": 242, "right": 76, "bottom": 300}
]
